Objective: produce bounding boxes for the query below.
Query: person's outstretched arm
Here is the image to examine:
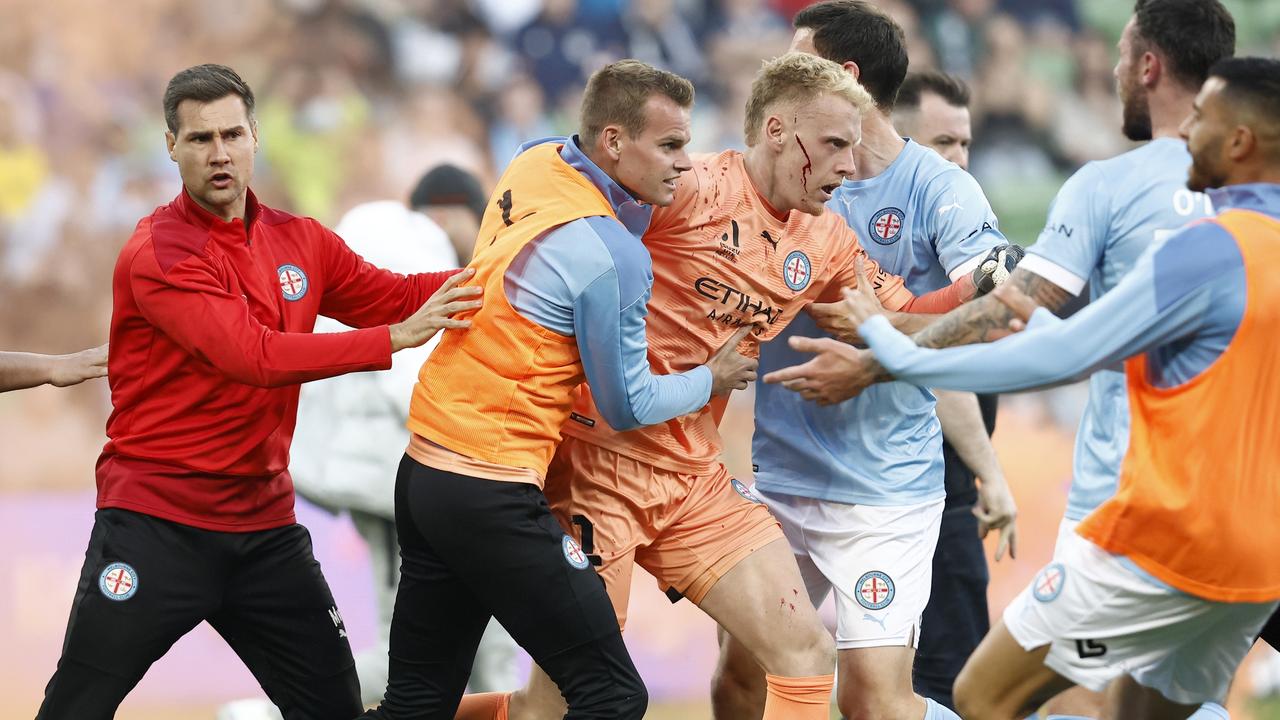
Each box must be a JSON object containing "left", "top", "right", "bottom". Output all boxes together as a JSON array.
[{"left": 0, "top": 344, "right": 108, "bottom": 393}]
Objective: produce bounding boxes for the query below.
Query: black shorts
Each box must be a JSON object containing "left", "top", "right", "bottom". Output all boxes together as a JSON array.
[
  {"left": 914, "top": 393, "right": 997, "bottom": 710},
  {"left": 1260, "top": 604, "right": 1280, "bottom": 650},
  {"left": 363, "top": 454, "right": 646, "bottom": 720},
  {"left": 38, "top": 508, "right": 359, "bottom": 720}
]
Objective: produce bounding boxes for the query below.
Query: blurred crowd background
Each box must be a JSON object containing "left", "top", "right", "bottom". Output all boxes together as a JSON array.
[
  {"left": 4, "top": 0, "right": 1280, "bottom": 716},
  {"left": 5, "top": 0, "right": 1280, "bottom": 355}
]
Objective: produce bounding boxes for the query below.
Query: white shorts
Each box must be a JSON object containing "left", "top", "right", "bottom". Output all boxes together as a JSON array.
[
  {"left": 1054, "top": 516, "right": 1080, "bottom": 551},
  {"left": 1003, "top": 528, "right": 1278, "bottom": 705},
  {"left": 757, "top": 489, "right": 943, "bottom": 650}
]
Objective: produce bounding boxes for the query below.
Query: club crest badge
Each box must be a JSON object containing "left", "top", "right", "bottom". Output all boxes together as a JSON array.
[
  {"left": 99, "top": 562, "right": 138, "bottom": 602},
  {"left": 1033, "top": 563, "right": 1066, "bottom": 603},
  {"left": 855, "top": 570, "right": 895, "bottom": 610},
  {"left": 731, "top": 478, "right": 763, "bottom": 504},
  {"left": 277, "top": 264, "right": 308, "bottom": 301},
  {"left": 869, "top": 207, "right": 905, "bottom": 245},
  {"left": 783, "top": 250, "right": 812, "bottom": 291},
  {"left": 562, "top": 535, "right": 590, "bottom": 570}
]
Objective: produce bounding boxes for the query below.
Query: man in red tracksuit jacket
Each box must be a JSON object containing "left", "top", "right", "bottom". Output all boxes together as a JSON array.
[{"left": 37, "top": 64, "right": 481, "bottom": 720}]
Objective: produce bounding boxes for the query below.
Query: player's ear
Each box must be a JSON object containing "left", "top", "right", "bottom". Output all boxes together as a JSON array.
[
  {"left": 1227, "top": 123, "right": 1255, "bottom": 162},
  {"left": 765, "top": 114, "right": 786, "bottom": 150},
  {"left": 600, "top": 125, "right": 624, "bottom": 161},
  {"left": 842, "top": 60, "right": 861, "bottom": 83},
  {"left": 1141, "top": 49, "right": 1160, "bottom": 88},
  {"left": 165, "top": 130, "right": 177, "bottom": 161}
]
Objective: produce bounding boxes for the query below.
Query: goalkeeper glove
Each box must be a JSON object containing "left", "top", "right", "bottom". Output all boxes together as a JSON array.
[{"left": 971, "top": 244, "right": 1025, "bottom": 296}]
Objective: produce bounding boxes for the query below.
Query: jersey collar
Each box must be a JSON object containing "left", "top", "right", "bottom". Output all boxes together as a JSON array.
[
  {"left": 836, "top": 138, "right": 919, "bottom": 192},
  {"left": 516, "top": 135, "right": 654, "bottom": 240},
  {"left": 176, "top": 186, "right": 263, "bottom": 233},
  {"left": 1207, "top": 183, "right": 1280, "bottom": 221}
]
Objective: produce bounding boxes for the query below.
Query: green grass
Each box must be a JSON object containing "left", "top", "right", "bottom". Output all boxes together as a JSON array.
[{"left": 1253, "top": 696, "right": 1280, "bottom": 720}]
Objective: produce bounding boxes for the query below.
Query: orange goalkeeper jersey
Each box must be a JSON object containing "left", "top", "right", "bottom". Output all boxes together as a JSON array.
[{"left": 561, "top": 150, "right": 915, "bottom": 474}]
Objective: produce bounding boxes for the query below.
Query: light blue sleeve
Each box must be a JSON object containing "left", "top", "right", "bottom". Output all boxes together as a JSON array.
[
  {"left": 860, "top": 223, "right": 1241, "bottom": 393},
  {"left": 1023, "top": 162, "right": 1111, "bottom": 284},
  {"left": 1025, "top": 306, "right": 1061, "bottom": 330},
  {"left": 569, "top": 217, "right": 712, "bottom": 430},
  {"left": 925, "top": 168, "right": 1008, "bottom": 276}
]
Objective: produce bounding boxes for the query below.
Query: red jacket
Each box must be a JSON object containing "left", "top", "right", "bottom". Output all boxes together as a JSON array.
[{"left": 99, "top": 189, "right": 454, "bottom": 531}]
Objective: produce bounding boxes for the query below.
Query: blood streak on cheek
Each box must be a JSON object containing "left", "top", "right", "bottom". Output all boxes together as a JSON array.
[{"left": 796, "top": 135, "right": 813, "bottom": 193}]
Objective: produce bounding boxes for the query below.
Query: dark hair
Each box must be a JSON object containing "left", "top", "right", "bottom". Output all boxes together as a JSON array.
[
  {"left": 579, "top": 60, "right": 694, "bottom": 146},
  {"left": 793, "top": 0, "right": 908, "bottom": 109},
  {"left": 410, "top": 164, "right": 488, "bottom": 220},
  {"left": 1208, "top": 57, "right": 1280, "bottom": 129},
  {"left": 163, "top": 64, "right": 256, "bottom": 134},
  {"left": 896, "top": 70, "right": 971, "bottom": 111},
  {"left": 1132, "top": 0, "right": 1235, "bottom": 90}
]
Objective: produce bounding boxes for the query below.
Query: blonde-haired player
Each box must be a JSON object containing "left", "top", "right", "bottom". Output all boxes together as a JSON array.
[{"left": 456, "top": 51, "right": 1012, "bottom": 720}]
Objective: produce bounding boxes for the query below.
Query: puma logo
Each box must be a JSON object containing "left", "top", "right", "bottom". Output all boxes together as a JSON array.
[{"left": 937, "top": 197, "right": 964, "bottom": 216}]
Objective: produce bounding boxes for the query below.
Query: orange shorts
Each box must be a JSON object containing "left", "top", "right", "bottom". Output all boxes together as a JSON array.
[{"left": 543, "top": 435, "right": 783, "bottom": 629}]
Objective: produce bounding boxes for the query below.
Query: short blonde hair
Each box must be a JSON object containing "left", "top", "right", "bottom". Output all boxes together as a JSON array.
[{"left": 743, "top": 52, "right": 875, "bottom": 146}]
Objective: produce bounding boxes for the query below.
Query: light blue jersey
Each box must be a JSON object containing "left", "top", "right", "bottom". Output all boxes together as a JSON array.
[
  {"left": 1018, "top": 138, "right": 1215, "bottom": 520},
  {"left": 753, "top": 140, "right": 1005, "bottom": 505}
]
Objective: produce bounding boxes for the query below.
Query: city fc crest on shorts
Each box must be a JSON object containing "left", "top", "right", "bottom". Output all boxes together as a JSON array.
[
  {"left": 869, "top": 207, "right": 905, "bottom": 245},
  {"left": 1032, "top": 562, "right": 1066, "bottom": 603},
  {"left": 99, "top": 562, "right": 138, "bottom": 602},
  {"left": 562, "top": 535, "right": 590, "bottom": 570},
  {"left": 731, "top": 478, "right": 762, "bottom": 504},
  {"left": 855, "top": 570, "right": 895, "bottom": 610},
  {"left": 277, "top": 264, "right": 309, "bottom": 301},
  {"left": 783, "top": 250, "right": 812, "bottom": 291}
]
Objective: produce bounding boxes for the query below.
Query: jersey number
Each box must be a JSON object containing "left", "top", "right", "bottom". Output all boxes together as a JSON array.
[
  {"left": 1075, "top": 639, "right": 1107, "bottom": 658},
  {"left": 570, "top": 515, "right": 603, "bottom": 567},
  {"left": 498, "top": 189, "right": 514, "bottom": 226}
]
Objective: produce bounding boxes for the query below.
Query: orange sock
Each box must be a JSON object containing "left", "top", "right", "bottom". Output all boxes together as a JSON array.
[
  {"left": 762, "top": 673, "right": 835, "bottom": 720},
  {"left": 454, "top": 691, "right": 511, "bottom": 720}
]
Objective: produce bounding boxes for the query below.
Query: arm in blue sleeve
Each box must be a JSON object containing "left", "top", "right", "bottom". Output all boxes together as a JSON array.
[
  {"left": 925, "top": 168, "right": 1009, "bottom": 278},
  {"left": 571, "top": 223, "right": 712, "bottom": 431},
  {"left": 1018, "top": 162, "right": 1112, "bottom": 294},
  {"left": 860, "top": 222, "right": 1241, "bottom": 393},
  {"left": 1025, "top": 307, "right": 1061, "bottom": 330}
]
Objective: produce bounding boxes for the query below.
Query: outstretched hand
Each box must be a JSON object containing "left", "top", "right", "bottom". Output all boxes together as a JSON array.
[
  {"left": 49, "top": 344, "right": 109, "bottom": 387},
  {"left": 806, "top": 255, "right": 884, "bottom": 344},
  {"left": 390, "top": 268, "right": 483, "bottom": 352},
  {"left": 839, "top": 254, "right": 885, "bottom": 327},
  {"left": 762, "top": 335, "right": 879, "bottom": 405}
]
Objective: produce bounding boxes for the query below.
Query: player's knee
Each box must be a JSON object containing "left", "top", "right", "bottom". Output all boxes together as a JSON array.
[
  {"left": 603, "top": 675, "right": 648, "bottom": 720},
  {"left": 710, "top": 652, "right": 766, "bottom": 708},
  {"left": 303, "top": 670, "right": 364, "bottom": 720},
  {"left": 836, "top": 686, "right": 915, "bottom": 720},
  {"left": 591, "top": 660, "right": 648, "bottom": 720},
  {"left": 953, "top": 673, "right": 1005, "bottom": 720},
  {"left": 776, "top": 624, "right": 836, "bottom": 676}
]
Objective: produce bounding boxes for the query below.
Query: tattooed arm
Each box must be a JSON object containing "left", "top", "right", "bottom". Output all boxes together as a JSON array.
[
  {"left": 813, "top": 267, "right": 1074, "bottom": 391},
  {"left": 911, "top": 267, "right": 1074, "bottom": 349}
]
